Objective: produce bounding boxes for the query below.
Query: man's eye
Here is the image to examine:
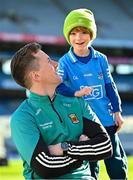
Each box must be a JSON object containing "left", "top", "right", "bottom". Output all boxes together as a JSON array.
[{"left": 48, "top": 58, "right": 51, "bottom": 63}]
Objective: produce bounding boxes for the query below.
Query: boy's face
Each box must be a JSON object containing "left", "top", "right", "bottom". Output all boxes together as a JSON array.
[{"left": 69, "top": 27, "right": 91, "bottom": 54}]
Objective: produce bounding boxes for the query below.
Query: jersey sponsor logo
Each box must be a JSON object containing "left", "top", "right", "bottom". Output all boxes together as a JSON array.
[
  {"left": 73, "top": 73, "right": 93, "bottom": 80},
  {"left": 69, "top": 114, "right": 79, "bottom": 124},
  {"left": 73, "top": 75, "right": 79, "bottom": 80},
  {"left": 39, "top": 121, "right": 53, "bottom": 129},
  {"left": 63, "top": 103, "right": 71, "bottom": 107},
  {"left": 80, "top": 85, "right": 103, "bottom": 100},
  {"left": 83, "top": 73, "right": 93, "bottom": 77}
]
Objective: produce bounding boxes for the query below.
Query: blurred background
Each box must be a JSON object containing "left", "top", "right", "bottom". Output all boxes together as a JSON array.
[{"left": 0, "top": 0, "right": 133, "bottom": 179}]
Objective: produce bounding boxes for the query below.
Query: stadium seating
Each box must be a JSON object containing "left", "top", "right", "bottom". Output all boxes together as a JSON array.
[{"left": 0, "top": 0, "right": 133, "bottom": 42}]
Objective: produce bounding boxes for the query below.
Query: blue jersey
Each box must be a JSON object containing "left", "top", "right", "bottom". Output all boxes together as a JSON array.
[{"left": 57, "top": 47, "right": 121, "bottom": 127}]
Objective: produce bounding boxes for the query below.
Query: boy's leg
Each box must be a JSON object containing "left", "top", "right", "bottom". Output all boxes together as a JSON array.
[
  {"left": 104, "top": 131, "right": 128, "bottom": 179},
  {"left": 89, "top": 161, "right": 99, "bottom": 180}
]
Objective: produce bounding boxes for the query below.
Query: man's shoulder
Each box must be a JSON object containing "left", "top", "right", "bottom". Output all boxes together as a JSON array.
[
  {"left": 10, "top": 99, "right": 32, "bottom": 125},
  {"left": 57, "top": 94, "right": 83, "bottom": 104}
]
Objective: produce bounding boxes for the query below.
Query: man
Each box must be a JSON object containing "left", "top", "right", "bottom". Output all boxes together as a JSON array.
[{"left": 10, "top": 42, "right": 112, "bottom": 179}]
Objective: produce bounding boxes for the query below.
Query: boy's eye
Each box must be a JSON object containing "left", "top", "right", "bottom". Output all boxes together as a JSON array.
[
  {"left": 70, "top": 32, "right": 76, "bottom": 35},
  {"left": 82, "top": 31, "right": 88, "bottom": 34}
]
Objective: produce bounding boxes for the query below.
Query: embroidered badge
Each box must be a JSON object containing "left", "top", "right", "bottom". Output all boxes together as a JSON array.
[
  {"left": 98, "top": 72, "right": 103, "bottom": 80},
  {"left": 69, "top": 114, "right": 79, "bottom": 123}
]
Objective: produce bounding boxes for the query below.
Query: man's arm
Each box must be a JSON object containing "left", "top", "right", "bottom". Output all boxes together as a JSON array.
[
  {"left": 49, "top": 98, "right": 112, "bottom": 161},
  {"left": 65, "top": 117, "right": 112, "bottom": 161},
  {"left": 30, "top": 136, "right": 82, "bottom": 178},
  {"left": 49, "top": 118, "right": 112, "bottom": 161},
  {"left": 11, "top": 112, "right": 82, "bottom": 179}
]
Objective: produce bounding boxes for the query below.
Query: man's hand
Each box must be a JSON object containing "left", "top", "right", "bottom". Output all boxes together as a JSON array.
[
  {"left": 115, "top": 112, "right": 124, "bottom": 132},
  {"left": 48, "top": 143, "right": 63, "bottom": 156},
  {"left": 48, "top": 134, "right": 90, "bottom": 156},
  {"left": 74, "top": 87, "right": 92, "bottom": 97}
]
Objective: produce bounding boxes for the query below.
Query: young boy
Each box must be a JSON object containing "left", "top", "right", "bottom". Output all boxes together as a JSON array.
[{"left": 57, "top": 8, "right": 128, "bottom": 179}]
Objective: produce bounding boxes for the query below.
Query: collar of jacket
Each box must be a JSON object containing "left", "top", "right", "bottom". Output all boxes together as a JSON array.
[
  {"left": 68, "top": 46, "right": 99, "bottom": 63},
  {"left": 28, "top": 91, "right": 56, "bottom": 105}
]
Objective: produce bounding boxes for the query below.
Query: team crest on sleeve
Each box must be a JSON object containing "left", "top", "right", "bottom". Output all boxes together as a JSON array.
[{"left": 69, "top": 114, "right": 79, "bottom": 123}]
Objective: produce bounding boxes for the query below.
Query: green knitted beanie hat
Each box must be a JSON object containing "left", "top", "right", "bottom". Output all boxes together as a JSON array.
[{"left": 63, "top": 8, "right": 97, "bottom": 44}]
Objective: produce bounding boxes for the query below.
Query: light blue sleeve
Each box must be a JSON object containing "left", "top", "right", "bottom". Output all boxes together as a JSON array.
[
  {"left": 100, "top": 55, "right": 121, "bottom": 112},
  {"left": 57, "top": 57, "right": 68, "bottom": 82},
  {"left": 100, "top": 55, "right": 114, "bottom": 84}
]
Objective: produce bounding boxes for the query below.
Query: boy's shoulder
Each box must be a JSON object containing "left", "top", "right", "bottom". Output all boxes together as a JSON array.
[
  {"left": 59, "top": 52, "right": 70, "bottom": 62},
  {"left": 91, "top": 47, "right": 106, "bottom": 59}
]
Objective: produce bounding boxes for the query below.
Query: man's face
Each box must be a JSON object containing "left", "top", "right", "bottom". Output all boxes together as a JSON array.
[{"left": 33, "top": 50, "right": 61, "bottom": 85}]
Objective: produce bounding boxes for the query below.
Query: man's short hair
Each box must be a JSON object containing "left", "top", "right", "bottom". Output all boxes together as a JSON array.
[{"left": 10, "top": 42, "right": 41, "bottom": 89}]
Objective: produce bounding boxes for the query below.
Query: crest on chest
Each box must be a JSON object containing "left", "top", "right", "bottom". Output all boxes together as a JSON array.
[{"left": 69, "top": 114, "right": 79, "bottom": 124}]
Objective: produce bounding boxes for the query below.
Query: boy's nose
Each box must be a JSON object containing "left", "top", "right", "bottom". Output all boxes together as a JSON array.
[{"left": 76, "top": 33, "right": 82, "bottom": 40}]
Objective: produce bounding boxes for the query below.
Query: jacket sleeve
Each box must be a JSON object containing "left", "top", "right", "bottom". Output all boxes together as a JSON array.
[
  {"left": 65, "top": 98, "right": 112, "bottom": 161},
  {"left": 10, "top": 111, "right": 82, "bottom": 179},
  {"left": 30, "top": 136, "right": 82, "bottom": 178},
  {"left": 65, "top": 118, "right": 112, "bottom": 161}
]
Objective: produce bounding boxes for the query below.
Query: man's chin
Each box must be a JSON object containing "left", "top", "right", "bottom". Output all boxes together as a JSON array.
[{"left": 55, "top": 77, "right": 62, "bottom": 86}]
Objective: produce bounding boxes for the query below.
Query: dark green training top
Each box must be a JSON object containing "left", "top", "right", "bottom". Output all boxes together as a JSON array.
[{"left": 10, "top": 92, "right": 112, "bottom": 179}]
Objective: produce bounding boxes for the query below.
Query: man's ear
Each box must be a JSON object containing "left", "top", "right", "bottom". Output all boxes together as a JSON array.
[{"left": 29, "top": 71, "right": 40, "bottom": 82}]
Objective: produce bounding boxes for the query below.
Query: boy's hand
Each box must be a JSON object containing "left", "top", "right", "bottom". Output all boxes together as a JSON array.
[
  {"left": 79, "top": 134, "right": 89, "bottom": 141},
  {"left": 114, "top": 112, "right": 124, "bottom": 132},
  {"left": 74, "top": 86, "right": 92, "bottom": 97}
]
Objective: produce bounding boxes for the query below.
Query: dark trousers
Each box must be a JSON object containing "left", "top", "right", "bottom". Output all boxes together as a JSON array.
[{"left": 90, "top": 126, "right": 128, "bottom": 180}]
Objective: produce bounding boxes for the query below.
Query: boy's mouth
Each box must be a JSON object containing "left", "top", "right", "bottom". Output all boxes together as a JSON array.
[{"left": 76, "top": 42, "right": 84, "bottom": 45}]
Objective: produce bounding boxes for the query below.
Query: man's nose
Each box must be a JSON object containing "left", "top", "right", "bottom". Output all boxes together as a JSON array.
[{"left": 52, "top": 60, "right": 58, "bottom": 69}]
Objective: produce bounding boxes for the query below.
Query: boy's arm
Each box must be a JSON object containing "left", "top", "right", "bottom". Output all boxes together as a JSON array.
[
  {"left": 105, "top": 83, "right": 121, "bottom": 112},
  {"left": 74, "top": 86, "right": 92, "bottom": 97},
  {"left": 105, "top": 83, "right": 124, "bottom": 131},
  {"left": 56, "top": 83, "right": 92, "bottom": 97},
  {"left": 100, "top": 55, "right": 122, "bottom": 112},
  {"left": 100, "top": 56, "right": 124, "bottom": 131},
  {"left": 56, "top": 83, "right": 75, "bottom": 96}
]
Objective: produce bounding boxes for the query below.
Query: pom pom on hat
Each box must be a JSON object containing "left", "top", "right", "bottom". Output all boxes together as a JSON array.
[{"left": 63, "top": 8, "right": 97, "bottom": 44}]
